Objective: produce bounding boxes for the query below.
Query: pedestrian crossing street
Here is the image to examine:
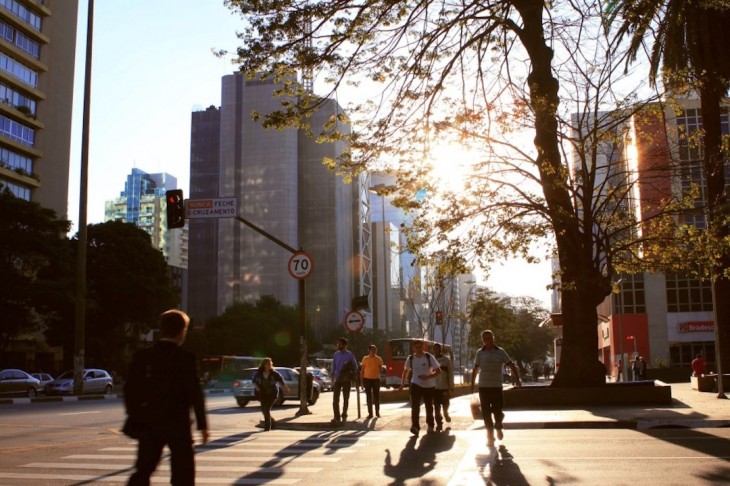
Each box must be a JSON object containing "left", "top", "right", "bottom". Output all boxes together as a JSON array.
[{"left": 0, "top": 429, "right": 400, "bottom": 485}]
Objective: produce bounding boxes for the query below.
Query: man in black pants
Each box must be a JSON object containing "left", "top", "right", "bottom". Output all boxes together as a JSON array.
[
  {"left": 399, "top": 340, "right": 441, "bottom": 436},
  {"left": 471, "top": 330, "right": 521, "bottom": 448},
  {"left": 124, "top": 310, "right": 208, "bottom": 485}
]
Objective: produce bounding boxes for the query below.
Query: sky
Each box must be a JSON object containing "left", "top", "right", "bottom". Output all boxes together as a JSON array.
[{"left": 66, "top": 1, "right": 553, "bottom": 308}]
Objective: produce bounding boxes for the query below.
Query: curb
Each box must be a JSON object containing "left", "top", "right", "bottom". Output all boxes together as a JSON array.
[{"left": 0, "top": 394, "right": 120, "bottom": 405}]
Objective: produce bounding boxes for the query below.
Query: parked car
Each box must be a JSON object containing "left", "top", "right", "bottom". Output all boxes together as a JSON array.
[
  {"left": 232, "top": 367, "right": 320, "bottom": 407},
  {"left": 30, "top": 373, "right": 54, "bottom": 392},
  {"left": 0, "top": 369, "right": 41, "bottom": 398},
  {"left": 296, "top": 366, "right": 332, "bottom": 392},
  {"left": 45, "top": 369, "right": 113, "bottom": 395}
]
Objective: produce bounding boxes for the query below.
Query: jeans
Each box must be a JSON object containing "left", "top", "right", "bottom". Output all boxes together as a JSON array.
[
  {"left": 363, "top": 378, "right": 380, "bottom": 415},
  {"left": 332, "top": 379, "right": 351, "bottom": 420},
  {"left": 409, "top": 384, "right": 435, "bottom": 430}
]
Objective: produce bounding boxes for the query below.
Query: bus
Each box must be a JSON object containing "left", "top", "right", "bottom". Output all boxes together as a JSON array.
[
  {"left": 200, "top": 355, "right": 262, "bottom": 389},
  {"left": 383, "top": 338, "right": 453, "bottom": 388}
]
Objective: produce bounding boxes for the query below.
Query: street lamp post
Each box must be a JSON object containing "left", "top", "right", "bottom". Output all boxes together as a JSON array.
[
  {"left": 369, "top": 184, "right": 391, "bottom": 342},
  {"left": 614, "top": 278, "right": 625, "bottom": 382}
]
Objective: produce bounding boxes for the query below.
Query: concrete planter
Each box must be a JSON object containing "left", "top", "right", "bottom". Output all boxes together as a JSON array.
[{"left": 503, "top": 381, "right": 672, "bottom": 407}]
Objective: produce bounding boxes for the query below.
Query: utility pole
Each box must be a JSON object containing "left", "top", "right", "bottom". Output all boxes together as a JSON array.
[{"left": 73, "top": 0, "right": 94, "bottom": 395}]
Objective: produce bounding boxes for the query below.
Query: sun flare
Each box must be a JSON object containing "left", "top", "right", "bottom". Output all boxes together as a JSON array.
[{"left": 428, "top": 141, "right": 479, "bottom": 192}]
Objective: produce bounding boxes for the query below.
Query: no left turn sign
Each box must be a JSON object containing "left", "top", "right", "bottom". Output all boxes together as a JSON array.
[
  {"left": 344, "top": 310, "right": 365, "bottom": 333},
  {"left": 288, "top": 251, "right": 313, "bottom": 280}
]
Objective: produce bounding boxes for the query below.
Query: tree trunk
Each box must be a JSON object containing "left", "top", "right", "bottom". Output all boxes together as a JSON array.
[
  {"left": 699, "top": 81, "right": 730, "bottom": 375},
  {"left": 514, "top": 0, "right": 608, "bottom": 387}
]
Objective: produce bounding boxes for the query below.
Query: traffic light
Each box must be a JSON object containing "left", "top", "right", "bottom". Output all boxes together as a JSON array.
[
  {"left": 166, "top": 189, "right": 185, "bottom": 229},
  {"left": 435, "top": 310, "right": 443, "bottom": 325}
]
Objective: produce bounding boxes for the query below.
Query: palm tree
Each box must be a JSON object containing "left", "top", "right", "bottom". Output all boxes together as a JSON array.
[{"left": 607, "top": 0, "right": 730, "bottom": 375}]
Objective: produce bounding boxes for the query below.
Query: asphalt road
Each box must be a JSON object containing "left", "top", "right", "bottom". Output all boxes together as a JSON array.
[{"left": 1, "top": 394, "right": 729, "bottom": 485}]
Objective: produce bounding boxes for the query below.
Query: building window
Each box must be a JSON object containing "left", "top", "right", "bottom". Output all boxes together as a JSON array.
[
  {"left": 665, "top": 273, "right": 713, "bottom": 312},
  {"left": 0, "top": 146, "right": 32, "bottom": 173},
  {"left": 613, "top": 273, "right": 646, "bottom": 314},
  {"left": 0, "top": 82, "right": 36, "bottom": 116},
  {"left": 0, "top": 0, "right": 42, "bottom": 31},
  {"left": 0, "top": 113, "right": 34, "bottom": 146},
  {"left": 0, "top": 178, "right": 30, "bottom": 199},
  {"left": 0, "top": 53, "right": 38, "bottom": 87},
  {"left": 676, "top": 108, "right": 730, "bottom": 229},
  {"left": 0, "top": 20, "right": 40, "bottom": 58},
  {"left": 669, "top": 341, "right": 715, "bottom": 369}
]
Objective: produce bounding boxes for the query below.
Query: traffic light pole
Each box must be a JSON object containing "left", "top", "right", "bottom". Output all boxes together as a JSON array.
[{"left": 234, "top": 216, "right": 311, "bottom": 416}]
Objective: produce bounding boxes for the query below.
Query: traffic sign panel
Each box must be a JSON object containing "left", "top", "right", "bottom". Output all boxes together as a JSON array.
[
  {"left": 288, "top": 251, "right": 313, "bottom": 279},
  {"left": 186, "top": 198, "right": 237, "bottom": 219},
  {"left": 344, "top": 310, "right": 365, "bottom": 333}
]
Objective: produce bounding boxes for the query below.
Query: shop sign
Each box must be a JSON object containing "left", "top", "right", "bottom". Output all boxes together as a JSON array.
[{"left": 677, "top": 321, "right": 714, "bottom": 333}]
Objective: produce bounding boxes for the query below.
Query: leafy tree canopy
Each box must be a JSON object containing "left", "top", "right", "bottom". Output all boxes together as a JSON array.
[
  {"left": 0, "top": 190, "right": 70, "bottom": 350},
  {"left": 203, "top": 295, "right": 302, "bottom": 367},
  {"left": 467, "top": 293, "right": 556, "bottom": 367}
]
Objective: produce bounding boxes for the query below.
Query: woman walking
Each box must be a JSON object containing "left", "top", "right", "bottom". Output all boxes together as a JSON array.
[{"left": 252, "top": 358, "right": 285, "bottom": 431}]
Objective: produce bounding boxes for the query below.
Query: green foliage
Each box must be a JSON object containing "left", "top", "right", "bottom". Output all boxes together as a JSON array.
[
  {"left": 0, "top": 190, "right": 70, "bottom": 350},
  {"left": 467, "top": 292, "right": 556, "bottom": 366},
  {"left": 203, "top": 295, "right": 301, "bottom": 367}
]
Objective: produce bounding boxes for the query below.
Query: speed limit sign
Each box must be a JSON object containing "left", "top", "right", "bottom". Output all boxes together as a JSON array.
[{"left": 288, "top": 251, "right": 313, "bottom": 280}]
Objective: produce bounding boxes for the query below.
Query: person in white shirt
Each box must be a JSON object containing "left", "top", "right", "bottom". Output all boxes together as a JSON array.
[
  {"left": 470, "top": 330, "right": 522, "bottom": 447},
  {"left": 399, "top": 340, "right": 441, "bottom": 436}
]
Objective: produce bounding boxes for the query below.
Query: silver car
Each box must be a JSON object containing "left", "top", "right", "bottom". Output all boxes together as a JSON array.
[
  {"left": 45, "top": 369, "right": 113, "bottom": 395},
  {"left": 30, "top": 373, "right": 54, "bottom": 393},
  {"left": 0, "top": 369, "right": 41, "bottom": 397},
  {"left": 232, "top": 367, "right": 320, "bottom": 407}
]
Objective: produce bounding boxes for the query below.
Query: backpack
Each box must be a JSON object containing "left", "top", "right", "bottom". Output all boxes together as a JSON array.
[
  {"left": 339, "top": 359, "right": 356, "bottom": 382},
  {"left": 406, "top": 352, "right": 434, "bottom": 382}
]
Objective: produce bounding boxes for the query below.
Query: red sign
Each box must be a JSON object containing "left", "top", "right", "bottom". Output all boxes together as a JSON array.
[{"left": 678, "top": 321, "right": 714, "bottom": 333}]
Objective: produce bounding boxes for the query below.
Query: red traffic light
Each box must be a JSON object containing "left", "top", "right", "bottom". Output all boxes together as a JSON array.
[{"left": 165, "top": 189, "right": 185, "bottom": 229}]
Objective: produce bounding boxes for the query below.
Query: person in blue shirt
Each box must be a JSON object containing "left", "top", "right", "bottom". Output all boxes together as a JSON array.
[{"left": 331, "top": 337, "right": 359, "bottom": 424}]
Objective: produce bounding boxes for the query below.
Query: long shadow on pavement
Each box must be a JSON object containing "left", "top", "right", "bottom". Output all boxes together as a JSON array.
[{"left": 383, "top": 431, "right": 456, "bottom": 486}]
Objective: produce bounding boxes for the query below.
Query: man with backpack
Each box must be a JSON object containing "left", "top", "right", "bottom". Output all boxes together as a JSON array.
[
  {"left": 399, "top": 339, "right": 441, "bottom": 436},
  {"left": 331, "top": 337, "right": 359, "bottom": 424},
  {"left": 471, "top": 329, "right": 521, "bottom": 448}
]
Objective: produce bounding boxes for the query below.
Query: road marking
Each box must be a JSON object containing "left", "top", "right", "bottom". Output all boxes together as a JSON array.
[
  {"left": 22, "top": 462, "right": 322, "bottom": 473},
  {"left": 58, "top": 411, "right": 101, "bottom": 416},
  {"left": 0, "top": 473, "right": 299, "bottom": 484},
  {"left": 70, "top": 450, "right": 341, "bottom": 462}
]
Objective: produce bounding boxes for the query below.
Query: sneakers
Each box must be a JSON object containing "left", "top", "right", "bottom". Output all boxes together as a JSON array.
[
  {"left": 410, "top": 426, "right": 419, "bottom": 437},
  {"left": 496, "top": 428, "right": 504, "bottom": 440},
  {"left": 330, "top": 418, "right": 340, "bottom": 425},
  {"left": 444, "top": 412, "right": 451, "bottom": 423},
  {"left": 376, "top": 412, "right": 381, "bottom": 418},
  {"left": 366, "top": 414, "right": 373, "bottom": 419}
]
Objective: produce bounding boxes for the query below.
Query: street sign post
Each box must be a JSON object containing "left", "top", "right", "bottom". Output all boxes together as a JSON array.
[
  {"left": 288, "top": 251, "right": 313, "bottom": 280},
  {"left": 186, "top": 198, "right": 237, "bottom": 219},
  {"left": 344, "top": 310, "right": 365, "bottom": 333}
]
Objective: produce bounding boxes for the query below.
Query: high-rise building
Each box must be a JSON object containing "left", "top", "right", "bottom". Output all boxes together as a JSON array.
[
  {"left": 104, "top": 168, "right": 187, "bottom": 269},
  {"left": 188, "top": 74, "right": 364, "bottom": 339},
  {"left": 0, "top": 0, "right": 78, "bottom": 217}
]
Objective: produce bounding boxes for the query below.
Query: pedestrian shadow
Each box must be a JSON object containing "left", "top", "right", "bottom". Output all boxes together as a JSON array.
[
  {"left": 232, "top": 429, "right": 368, "bottom": 483},
  {"left": 474, "top": 445, "right": 530, "bottom": 486},
  {"left": 383, "top": 431, "right": 456, "bottom": 485}
]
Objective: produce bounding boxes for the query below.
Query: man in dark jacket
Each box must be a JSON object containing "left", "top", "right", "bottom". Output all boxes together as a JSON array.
[{"left": 124, "top": 309, "right": 208, "bottom": 486}]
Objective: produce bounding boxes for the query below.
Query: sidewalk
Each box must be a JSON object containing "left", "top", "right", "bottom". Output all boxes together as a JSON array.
[{"left": 274, "top": 382, "right": 730, "bottom": 432}]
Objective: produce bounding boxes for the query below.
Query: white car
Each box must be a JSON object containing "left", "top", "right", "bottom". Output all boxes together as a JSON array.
[{"left": 233, "top": 367, "right": 320, "bottom": 407}]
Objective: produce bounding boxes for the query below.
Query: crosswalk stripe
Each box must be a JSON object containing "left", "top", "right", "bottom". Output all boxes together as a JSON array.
[
  {"left": 22, "top": 462, "right": 322, "bottom": 473},
  {"left": 0, "top": 473, "right": 299, "bottom": 484},
  {"left": 67, "top": 454, "right": 344, "bottom": 462}
]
